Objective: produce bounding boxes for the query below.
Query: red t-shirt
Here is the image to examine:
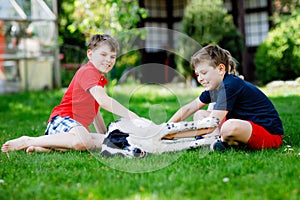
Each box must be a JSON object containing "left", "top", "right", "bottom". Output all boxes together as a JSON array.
[{"left": 49, "top": 62, "right": 108, "bottom": 130}]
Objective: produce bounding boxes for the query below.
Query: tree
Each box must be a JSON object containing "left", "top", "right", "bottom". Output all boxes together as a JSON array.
[
  {"left": 58, "top": 1, "right": 86, "bottom": 47},
  {"left": 68, "top": 0, "right": 147, "bottom": 48},
  {"left": 255, "top": 7, "right": 300, "bottom": 84},
  {"left": 176, "top": 0, "right": 243, "bottom": 86},
  {"left": 273, "top": 0, "right": 300, "bottom": 24},
  {"left": 57, "top": 0, "right": 147, "bottom": 85}
]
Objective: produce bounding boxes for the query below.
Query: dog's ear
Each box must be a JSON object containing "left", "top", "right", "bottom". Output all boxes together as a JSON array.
[{"left": 105, "top": 129, "right": 130, "bottom": 149}]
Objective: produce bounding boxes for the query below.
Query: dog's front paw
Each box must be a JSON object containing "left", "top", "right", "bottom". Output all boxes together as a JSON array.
[
  {"left": 197, "top": 117, "right": 220, "bottom": 128},
  {"left": 165, "top": 122, "right": 182, "bottom": 132}
]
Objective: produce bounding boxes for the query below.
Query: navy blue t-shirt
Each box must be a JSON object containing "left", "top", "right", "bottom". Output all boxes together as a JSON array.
[{"left": 199, "top": 73, "right": 284, "bottom": 135}]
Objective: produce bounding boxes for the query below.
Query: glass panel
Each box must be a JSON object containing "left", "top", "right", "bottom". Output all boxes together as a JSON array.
[
  {"left": 144, "top": 0, "right": 167, "bottom": 17},
  {"left": 145, "top": 22, "right": 168, "bottom": 52},
  {"left": 15, "top": 0, "right": 56, "bottom": 20},
  {"left": 0, "top": 0, "right": 27, "bottom": 20},
  {"left": 173, "top": 22, "right": 182, "bottom": 50},
  {"left": 173, "top": 21, "right": 182, "bottom": 32},
  {"left": 3, "top": 21, "right": 28, "bottom": 53},
  {"left": 223, "top": 0, "right": 232, "bottom": 11},
  {"left": 245, "top": 0, "right": 267, "bottom": 9},
  {"left": 245, "top": 12, "right": 269, "bottom": 46},
  {"left": 173, "top": 0, "right": 186, "bottom": 17}
]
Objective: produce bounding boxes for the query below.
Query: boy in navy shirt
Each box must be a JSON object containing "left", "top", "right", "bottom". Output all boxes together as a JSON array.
[{"left": 169, "top": 45, "right": 283, "bottom": 151}]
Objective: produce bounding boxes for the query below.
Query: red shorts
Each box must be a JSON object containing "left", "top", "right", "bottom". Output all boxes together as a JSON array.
[{"left": 246, "top": 121, "right": 283, "bottom": 150}]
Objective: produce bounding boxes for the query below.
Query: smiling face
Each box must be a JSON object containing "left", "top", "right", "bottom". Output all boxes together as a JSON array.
[
  {"left": 194, "top": 61, "right": 225, "bottom": 91},
  {"left": 191, "top": 45, "right": 231, "bottom": 91},
  {"left": 87, "top": 44, "right": 117, "bottom": 74}
]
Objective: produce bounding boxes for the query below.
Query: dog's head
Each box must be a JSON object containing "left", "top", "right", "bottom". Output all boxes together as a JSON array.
[
  {"left": 101, "top": 128, "right": 147, "bottom": 158},
  {"left": 101, "top": 118, "right": 158, "bottom": 158}
]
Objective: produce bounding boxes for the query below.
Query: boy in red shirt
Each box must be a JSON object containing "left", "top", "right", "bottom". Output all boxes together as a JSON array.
[{"left": 2, "top": 34, "right": 140, "bottom": 153}]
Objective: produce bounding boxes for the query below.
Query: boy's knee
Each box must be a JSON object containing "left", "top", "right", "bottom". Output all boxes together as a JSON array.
[
  {"left": 220, "top": 119, "right": 252, "bottom": 145},
  {"left": 193, "top": 110, "right": 210, "bottom": 121},
  {"left": 71, "top": 133, "right": 90, "bottom": 151},
  {"left": 220, "top": 119, "right": 239, "bottom": 138},
  {"left": 72, "top": 139, "right": 88, "bottom": 151}
]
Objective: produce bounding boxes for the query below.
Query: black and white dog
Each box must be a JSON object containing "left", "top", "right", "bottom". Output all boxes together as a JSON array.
[{"left": 101, "top": 117, "right": 220, "bottom": 158}]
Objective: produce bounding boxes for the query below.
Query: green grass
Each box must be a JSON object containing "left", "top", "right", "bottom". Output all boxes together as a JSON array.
[{"left": 0, "top": 84, "right": 300, "bottom": 200}]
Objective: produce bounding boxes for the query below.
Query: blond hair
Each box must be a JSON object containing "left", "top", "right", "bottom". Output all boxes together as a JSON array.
[
  {"left": 191, "top": 44, "right": 236, "bottom": 73},
  {"left": 87, "top": 34, "right": 119, "bottom": 52}
]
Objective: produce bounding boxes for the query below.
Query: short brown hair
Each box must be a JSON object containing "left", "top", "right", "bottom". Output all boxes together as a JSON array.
[
  {"left": 87, "top": 34, "right": 119, "bottom": 52},
  {"left": 191, "top": 44, "right": 234, "bottom": 72}
]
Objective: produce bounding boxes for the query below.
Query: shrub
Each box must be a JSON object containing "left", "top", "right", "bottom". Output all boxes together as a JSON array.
[
  {"left": 112, "top": 50, "right": 141, "bottom": 80},
  {"left": 255, "top": 8, "right": 300, "bottom": 84},
  {"left": 176, "top": 0, "right": 243, "bottom": 84}
]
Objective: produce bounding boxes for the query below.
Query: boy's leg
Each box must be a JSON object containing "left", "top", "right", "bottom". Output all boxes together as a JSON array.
[
  {"left": 26, "top": 146, "right": 52, "bottom": 153},
  {"left": 245, "top": 121, "right": 282, "bottom": 150},
  {"left": 193, "top": 110, "right": 210, "bottom": 121},
  {"left": 219, "top": 119, "right": 252, "bottom": 146},
  {"left": 1, "top": 134, "right": 76, "bottom": 152},
  {"left": 2, "top": 126, "right": 105, "bottom": 153},
  {"left": 2, "top": 136, "right": 32, "bottom": 152},
  {"left": 68, "top": 126, "right": 105, "bottom": 150},
  {"left": 220, "top": 119, "right": 282, "bottom": 149}
]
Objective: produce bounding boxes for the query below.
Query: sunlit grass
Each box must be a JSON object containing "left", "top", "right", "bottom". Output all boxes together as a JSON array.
[
  {"left": 260, "top": 85, "right": 300, "bottom": 97},
  {"left": 0, "top": 84, "right": 299, "bottom": 200}
]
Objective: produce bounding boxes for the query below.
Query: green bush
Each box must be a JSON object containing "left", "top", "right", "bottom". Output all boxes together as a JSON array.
[
  {"left": 255, "top": 8, "right": 300, "bottom": 84},
  {"left": 61, "top": 68, "right": 77, "bottom": 88},
  {"left": 112, "top": 50, "right": 141, "bottom": 80},
  {"left": 176, "top": 0, "right": 243, "bottom": 83}
]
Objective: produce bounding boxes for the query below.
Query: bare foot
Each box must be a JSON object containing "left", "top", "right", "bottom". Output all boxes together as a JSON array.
[
  {"left": 26, "top": 146, "right": 51, "bottom": 154},
  {"left": 1, "top": 136, "right": 32, "bottom": 152}
]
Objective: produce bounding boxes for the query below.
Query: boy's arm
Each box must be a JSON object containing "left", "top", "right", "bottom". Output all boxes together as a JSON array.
[
  {"left": 89, "top": 86, "right": 139, "bottom": 119},
  {"left": 168, "top": 98, "right": 206, "bottom": 122},
  {"left": 93, "top": 111, "right": 107, "bottom": 134}
]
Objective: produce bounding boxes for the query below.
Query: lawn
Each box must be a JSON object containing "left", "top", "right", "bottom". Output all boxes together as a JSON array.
[{"left": 0, "top": 84, "right": 299, "bottom": 200}]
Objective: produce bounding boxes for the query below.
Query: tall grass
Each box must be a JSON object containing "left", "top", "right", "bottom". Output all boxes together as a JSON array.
[{"left": 0, "top": 84, "right": 299, "bottom": 200}]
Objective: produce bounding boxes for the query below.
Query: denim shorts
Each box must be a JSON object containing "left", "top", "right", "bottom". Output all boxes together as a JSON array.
[{"left": 44, "top": 116, "right": 82, "bottom": 135}]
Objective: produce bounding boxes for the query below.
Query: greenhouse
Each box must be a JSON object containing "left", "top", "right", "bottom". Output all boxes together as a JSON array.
[{"left": 0, "top": 0, "right": 59, "bottom": 93}]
